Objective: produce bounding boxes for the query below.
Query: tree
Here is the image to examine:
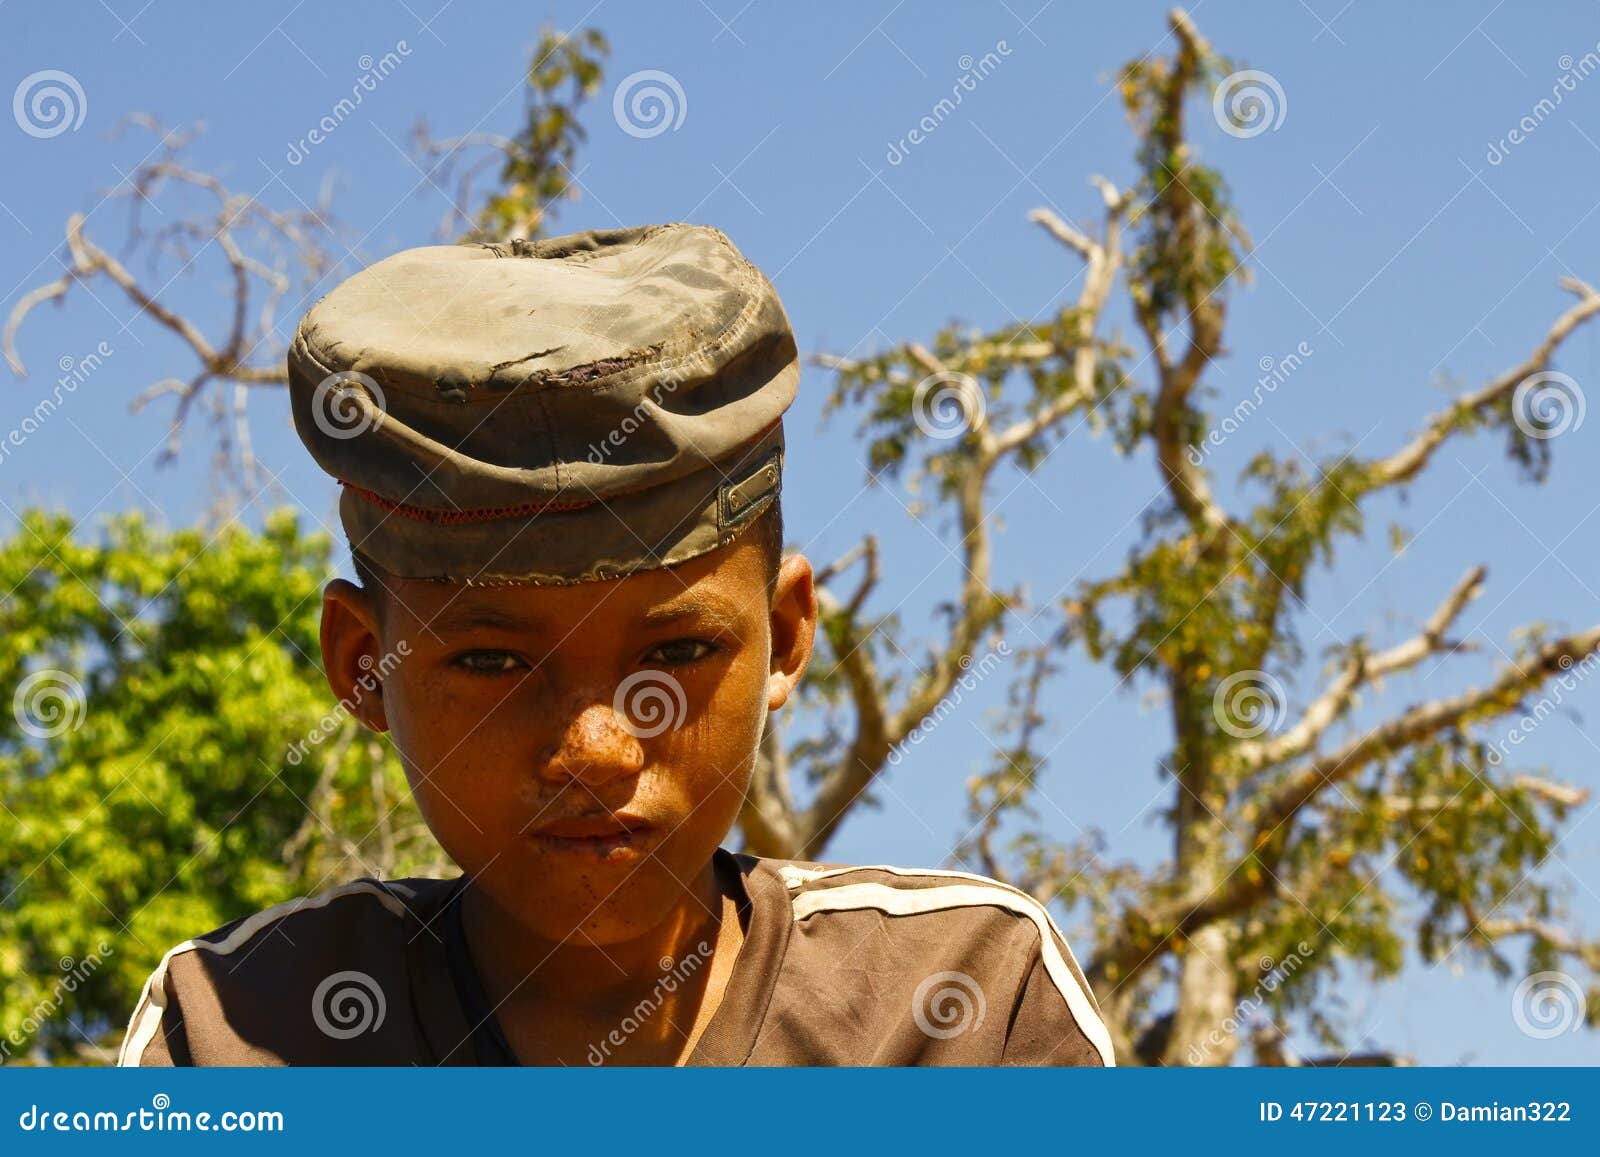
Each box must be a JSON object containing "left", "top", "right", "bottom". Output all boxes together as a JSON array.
[
  {"left": 753, "top": 10, "right": 1599, "bottom": 1064},
  {"left": 0, "top": 510, "right": 443, "bottom": 1063}
]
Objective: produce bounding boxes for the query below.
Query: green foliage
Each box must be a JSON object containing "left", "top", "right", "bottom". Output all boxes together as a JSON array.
[
  {"left": 1118, "top": 45, "right": 1251, "bottom": 329},
  {"left": 0, "top": 511, "right": 440, "bottom": 1065},
  {"left": 468, "top": 27, "right": 609, "bottom": 241},
  {"left": 822, "top": 310, "right": 1135, "bottom": 503}
]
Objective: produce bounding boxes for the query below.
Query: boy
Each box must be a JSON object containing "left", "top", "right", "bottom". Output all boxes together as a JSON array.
[{"left": 118, "top": 224, "right": 1114, "bottom": 1067}]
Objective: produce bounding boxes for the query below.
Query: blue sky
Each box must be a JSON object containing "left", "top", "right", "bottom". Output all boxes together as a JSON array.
[{"left": 3, "top": 0, "right": 1599, "bottom": 1065}]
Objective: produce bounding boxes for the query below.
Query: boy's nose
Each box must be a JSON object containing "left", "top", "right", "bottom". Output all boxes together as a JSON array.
[{"left": 536, "top": 698, "right": 646, "bottom": 786}]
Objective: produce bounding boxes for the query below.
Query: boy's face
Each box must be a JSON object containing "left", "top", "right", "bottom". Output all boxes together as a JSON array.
[{"left": 319, "top": 535, "right": 815, "bottom": 947}]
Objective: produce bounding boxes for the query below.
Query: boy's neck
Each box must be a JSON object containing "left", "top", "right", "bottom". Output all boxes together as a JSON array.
[{"left": 457, "top": 856, "right": 745, "bottom": 1063}]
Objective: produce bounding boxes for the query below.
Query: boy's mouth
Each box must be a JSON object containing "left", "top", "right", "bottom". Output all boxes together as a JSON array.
[{"left": 527, "top": 812, "right": 658, "bottom": 860}]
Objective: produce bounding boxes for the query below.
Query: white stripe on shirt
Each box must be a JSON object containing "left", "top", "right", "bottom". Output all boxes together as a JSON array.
[
  {"left": 790, "top": 879, "right": 1116, "bottom": 1066},
  {"left": 117, "top": 880, "right": 412, "bottom": 1066}
]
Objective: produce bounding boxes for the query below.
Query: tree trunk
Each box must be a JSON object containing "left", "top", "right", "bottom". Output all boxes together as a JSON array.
[{"left": 1163, "top": 921, "right": 1240, "bottom": 1064}]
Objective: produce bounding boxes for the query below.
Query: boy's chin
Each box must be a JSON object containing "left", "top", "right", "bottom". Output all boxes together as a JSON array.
[{"left": 484, "top": 856, "right": 707, "bottom": 947}]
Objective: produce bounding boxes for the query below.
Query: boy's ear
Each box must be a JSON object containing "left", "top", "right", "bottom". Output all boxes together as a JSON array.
[
  {"left": 320, "top": 579, "right": 390, "bottom": 733},
  {"left": 767, "top": 554, "right": 817, "bottom": 713}
]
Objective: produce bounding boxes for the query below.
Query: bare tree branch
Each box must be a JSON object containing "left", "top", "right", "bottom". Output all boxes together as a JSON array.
[
  {"left": 798, "top": 543, "right": 897, "bottom": 858},
  {"left": 1231, "top": 565, "right": 1487, "bottom": 773},
  {"left": 1366, "top": 277, "right": 1600, "bottom": 488},
  {"left": 993, "top": 184, "right": 1127, "bottom": 456},
  {"left": 1510, "top": 773, "right": 1591, "bottom": 808},
  {"left": 1256, "top": 622, "right": 1600, "bottom": 836},
  {"left": 5, "top": 122, "right": 336, "bottom": 479},
  {"left": 1469, "top": 917, "right": 1600, "bottom": 969},
  {"left": 739, "top": 715, "right": 803, "bottom": 857}
]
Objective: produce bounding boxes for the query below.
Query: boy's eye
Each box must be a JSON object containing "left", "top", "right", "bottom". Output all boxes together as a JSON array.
[
  {"left": 452, "top": 649, "right": 529, "bottom": 675},
  {"left": 643, "top": 638, "right": 719, "bottom": 667}
]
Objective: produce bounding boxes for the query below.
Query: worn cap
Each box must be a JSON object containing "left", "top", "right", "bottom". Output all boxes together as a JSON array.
[{"left": 286, "top": 223, "right": 796, "bottom": 585}]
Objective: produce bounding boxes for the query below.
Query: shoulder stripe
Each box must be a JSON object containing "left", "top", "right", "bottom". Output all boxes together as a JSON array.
[
  {"left": 116, "top": 880, "right": 410, "bottom": 1067},
  {"left": 791, "top": 880, "right": 1115, "bottom": 1066},
  {"left": 778, "top": 862, "right": 1047, "bottom": 897}
]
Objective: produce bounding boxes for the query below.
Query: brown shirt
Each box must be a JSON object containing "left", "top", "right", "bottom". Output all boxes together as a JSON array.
[{"left": 118, "top": 850, "right": 1114, "bottom": 1067}]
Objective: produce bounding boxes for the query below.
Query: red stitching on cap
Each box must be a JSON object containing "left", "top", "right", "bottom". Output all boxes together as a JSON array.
[
  {"left": 340, "top": 482, "right": 595, "bottom": 525},
  {"left": 340, "top": 417, "right": 784, "bottom": 527}
]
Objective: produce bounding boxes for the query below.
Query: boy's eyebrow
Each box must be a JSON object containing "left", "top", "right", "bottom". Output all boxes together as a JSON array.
[
  {"left": 429, "top": 592, "right": 750, "bottom": 635},
  {"left": 638, "top": 591, "right": 748, "bottom": 631},
  {"left": 430, "top": 605, "right": 542, "bottom": 634}
]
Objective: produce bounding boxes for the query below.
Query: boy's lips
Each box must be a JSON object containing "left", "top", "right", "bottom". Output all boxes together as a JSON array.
[
  {"left": 526, "top": 811, "right": 660, "bottom": 859},
  {"left": 530, "top": 811, "right": 654, "bottom": 839}
]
